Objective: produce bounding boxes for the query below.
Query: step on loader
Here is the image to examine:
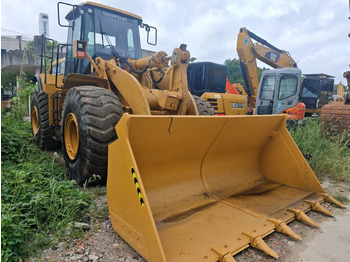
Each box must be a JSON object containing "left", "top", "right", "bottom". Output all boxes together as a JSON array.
[{"left": 31, "top": 2, "right": 344, "bottom": 261}]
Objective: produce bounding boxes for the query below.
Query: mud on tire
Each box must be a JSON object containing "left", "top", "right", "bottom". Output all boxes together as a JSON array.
[
  {"left": 192, "top": 95, "right": 215, "bottom": 115},
  {"left": 61, "top": 86, "right": 123, "bottom": 185},
  {"left": 31, "top": 91, "right": 60, "bottom": 149}
]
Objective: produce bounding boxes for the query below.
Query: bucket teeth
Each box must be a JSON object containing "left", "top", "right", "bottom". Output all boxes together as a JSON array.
[
  {"left": 221, "top": 255, "right": 237, "bottom": 262},
  {"left": 211, "top": 248, "right": 236, "bottom": 262},
  {"left": 304, "top": 200, "right": 333, "bottom": 217},
  {"left": 243, "top": 233, "right": 279, "bottom": 259},
  {"left": 268, "top": 218, "right": 302, "bottom": 240},
  {"left": 319, "top": 193, "right": 345, "bottom": 208},
  {"left": 288, "top": 208, "right": 319, "bottom": 227}
]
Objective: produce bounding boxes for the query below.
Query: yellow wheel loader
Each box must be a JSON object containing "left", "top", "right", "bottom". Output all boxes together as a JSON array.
[{"left": 31, "top": 2, "right": 344, "bottom": 261}]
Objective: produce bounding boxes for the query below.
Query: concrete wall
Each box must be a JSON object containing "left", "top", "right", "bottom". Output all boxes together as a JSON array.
[
  {"left": 1, "top": 49, "right": 41, "bottom": 74},
  {"left": 1, "top": 35, "right": 30, "bottom": 51}
]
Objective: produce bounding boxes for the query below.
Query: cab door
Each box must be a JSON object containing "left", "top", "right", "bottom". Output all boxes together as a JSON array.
[
  {"left": 255, "top": 73, "right": 277, "bottom": 115},
  {"left": 274, "top": 68, "right": 301, "bottom": 114}
]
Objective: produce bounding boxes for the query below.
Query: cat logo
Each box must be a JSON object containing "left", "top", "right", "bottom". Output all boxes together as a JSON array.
[{"left": 270, "top": 52, "right": 277, "bottom": 62}]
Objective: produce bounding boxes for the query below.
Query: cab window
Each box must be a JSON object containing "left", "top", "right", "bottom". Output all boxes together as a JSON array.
[
  {"left": 260, "top": 75, "right": 276, "bottom": 100},
  {"left": 279, "top": 75, "right": 298, "bottom": 100}
]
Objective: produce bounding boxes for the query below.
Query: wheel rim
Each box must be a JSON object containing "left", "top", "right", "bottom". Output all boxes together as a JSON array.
[
  {"left": 32, "top": 106, "right": 39, "bottom": 135},
  {"left": 64, "top": 113, "right": 79, "bottom": 160}
]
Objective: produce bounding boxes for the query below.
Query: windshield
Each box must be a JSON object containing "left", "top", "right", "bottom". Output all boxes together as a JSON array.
[
  {"left": 187, "top": 63, "right": 227, "bottom": 95},
  {"left": 93, "top": 8, "right": 141, "bottom": 59},
  {"left": 211, "top": 66, "right": 227, "bottom": 92},
  {"left": 301, "top": 79, "right": 320, "bottom": 98}
]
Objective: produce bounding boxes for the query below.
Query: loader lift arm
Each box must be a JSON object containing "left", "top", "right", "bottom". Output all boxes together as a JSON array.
[{"left": 237, "top": 27, "right": 297, "bottom": 108}]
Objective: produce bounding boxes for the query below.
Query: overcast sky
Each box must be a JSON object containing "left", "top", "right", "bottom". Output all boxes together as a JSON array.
[{"left": 2, "top": 0, "right": 349, "bottom": 83}]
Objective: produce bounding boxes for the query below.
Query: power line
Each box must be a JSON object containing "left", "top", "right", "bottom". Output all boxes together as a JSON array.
[{"left": 1, "top": 28, "right": 34, "bottom": 38}]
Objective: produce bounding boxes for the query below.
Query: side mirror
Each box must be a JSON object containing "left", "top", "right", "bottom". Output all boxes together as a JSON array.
[
  {"left": 141, "top": 23, "right": 157, "bottom": 46},
  {"left": 57, "top": 2, "right": 79, "bottom": 28}
]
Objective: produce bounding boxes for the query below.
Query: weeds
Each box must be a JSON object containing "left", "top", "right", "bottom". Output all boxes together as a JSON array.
[
  {"left": 289, "top": 118, "right": 350, "bottom": 181},
  {"left": 334, "top": 195, "right": 349, "bottom": 204},
  {"left": 1, "top": 111, "right": 93, "bottom": 261}
]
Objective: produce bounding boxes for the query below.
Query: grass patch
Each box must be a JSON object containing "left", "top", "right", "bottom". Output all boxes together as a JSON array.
[
  {"left": 334, "top": 195, "right": 349, "bottom": 204},
  {"left": 1, "top": 111, "right": 94, "bottom": 262},
  {"left": 288, "top": 118, "right": 350, "bottom": 181}
]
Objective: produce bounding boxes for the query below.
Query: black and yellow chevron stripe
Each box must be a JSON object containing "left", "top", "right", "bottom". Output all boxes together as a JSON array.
[{"left": 130, "top": 166, "right": 145, "bottom": 207}]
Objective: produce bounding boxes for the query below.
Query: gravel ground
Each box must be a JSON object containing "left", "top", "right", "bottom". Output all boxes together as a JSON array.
[{"left": 36, "top": 154, "right": 350, "bottom": 262}]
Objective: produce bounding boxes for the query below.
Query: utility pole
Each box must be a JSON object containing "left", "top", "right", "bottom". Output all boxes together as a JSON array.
[{"left": 16, "top": 35, "right": 22, "bottom": 50}]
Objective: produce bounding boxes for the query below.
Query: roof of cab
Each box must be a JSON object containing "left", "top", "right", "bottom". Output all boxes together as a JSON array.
[{"left": 66, "top": 2, "right": 143, "bottom": 21}]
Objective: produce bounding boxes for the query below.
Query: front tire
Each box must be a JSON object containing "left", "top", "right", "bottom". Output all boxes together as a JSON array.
[
  {"left": 61, "top": 86, "right": 123, "bottom": 184},
  {"left": 192, "top": 95, "right": 215, "bottom": 115}
]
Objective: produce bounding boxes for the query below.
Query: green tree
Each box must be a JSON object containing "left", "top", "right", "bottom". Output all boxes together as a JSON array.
[
  {"left": 1, "top": 72, "right": 16, "bottom": 92},
  {"left": 224, "top": 58, "right": 268, "bottom": 89},
  {"left": 225, "top": 58, "right": 244, "bottom": 85}
]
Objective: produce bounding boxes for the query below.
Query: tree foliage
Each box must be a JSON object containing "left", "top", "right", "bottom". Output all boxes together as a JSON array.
[
  {"left": 225, "top": 58, "right": 244, "bottom": 86},
  {"left": 1, "top": 72, "right": 17, "bottom": 92},
  {"left": 224, "top": 58, "right": 268, "bottom": 89}
]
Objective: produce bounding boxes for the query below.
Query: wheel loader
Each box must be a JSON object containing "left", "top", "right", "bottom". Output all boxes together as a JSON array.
[{"left": 31, "top": 2, "right": 344, "bottom": 261}]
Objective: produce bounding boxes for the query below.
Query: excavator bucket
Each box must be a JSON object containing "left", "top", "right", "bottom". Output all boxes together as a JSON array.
[{"left": 107, "top": 114, "right": 339, "bottom": 262}]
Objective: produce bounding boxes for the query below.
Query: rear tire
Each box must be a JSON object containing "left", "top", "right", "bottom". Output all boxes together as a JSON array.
[
  {"left": 61, "top": 86, "right": 123, "bottom": 185},
  {"left": 31, "top": 91, "right": 60, "bottom": 149},
  {"left": 192, "top": 95, "right": 215, "bottom": 115}
]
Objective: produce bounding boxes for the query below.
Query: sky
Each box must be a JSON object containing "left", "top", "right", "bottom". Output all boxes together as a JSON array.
[{"left": 1, "top": 0, "right": 349, "bottom": 83}]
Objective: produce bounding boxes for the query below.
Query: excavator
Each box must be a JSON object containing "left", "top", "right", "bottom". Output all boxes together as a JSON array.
[
  {"left": 199, "top": 28, "right": 305, "bottom": 122},
  {"left": 237, "top": 27, "right": 305, "bottom": 121},
  {"left": 30, "top": 2, "right": 343, "bottom": 261}
]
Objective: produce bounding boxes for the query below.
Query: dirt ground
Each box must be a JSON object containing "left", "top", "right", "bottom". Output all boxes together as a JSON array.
[{"left": 37, "top": 154, "right": 350, "bottom": 262}]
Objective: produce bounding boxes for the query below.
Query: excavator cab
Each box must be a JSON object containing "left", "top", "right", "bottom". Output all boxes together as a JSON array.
[{"left": 255, "top": 68, "right": 302, "bottom": 115}]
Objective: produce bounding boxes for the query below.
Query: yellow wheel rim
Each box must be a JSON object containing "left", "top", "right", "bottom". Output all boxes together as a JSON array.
[
  {"left": 64, "top": 113, "right": 79, "bottom": 160},
  {"left": 32, "top": 106, "right": 39, "bottom": 135}
]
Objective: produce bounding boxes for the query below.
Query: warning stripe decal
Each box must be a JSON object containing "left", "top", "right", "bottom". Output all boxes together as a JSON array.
[{"left": 130, "top": 166, "right": 145, "bottom": 207}]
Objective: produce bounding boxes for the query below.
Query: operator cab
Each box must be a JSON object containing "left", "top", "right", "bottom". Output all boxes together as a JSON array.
[
  {"left": 60, "top": 2, "right": 156, "bottom": 76},
  {"left": 187, "top": 62, "right": 227, "bottom": 97},
  {"left": 256, "top": 68, "right": 302, "bottom": 115},
  {"left": 299, "top": 74, "right": 334, "bottom": 110}
]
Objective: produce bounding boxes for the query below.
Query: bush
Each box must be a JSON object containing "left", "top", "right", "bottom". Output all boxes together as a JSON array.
[
  {"left": 10, "top": 73, "right": 37, "bottom": 119},
  {"left": 289, "top": 118, "right": 350, "bottom": 181},
  {"left": 1, "top": 112, "right": 93, "bottom": 262}
]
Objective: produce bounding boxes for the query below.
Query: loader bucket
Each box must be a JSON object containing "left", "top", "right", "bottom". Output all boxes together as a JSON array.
[{"left": 107, "top": 114, "right": 335, "bottom": 262}]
